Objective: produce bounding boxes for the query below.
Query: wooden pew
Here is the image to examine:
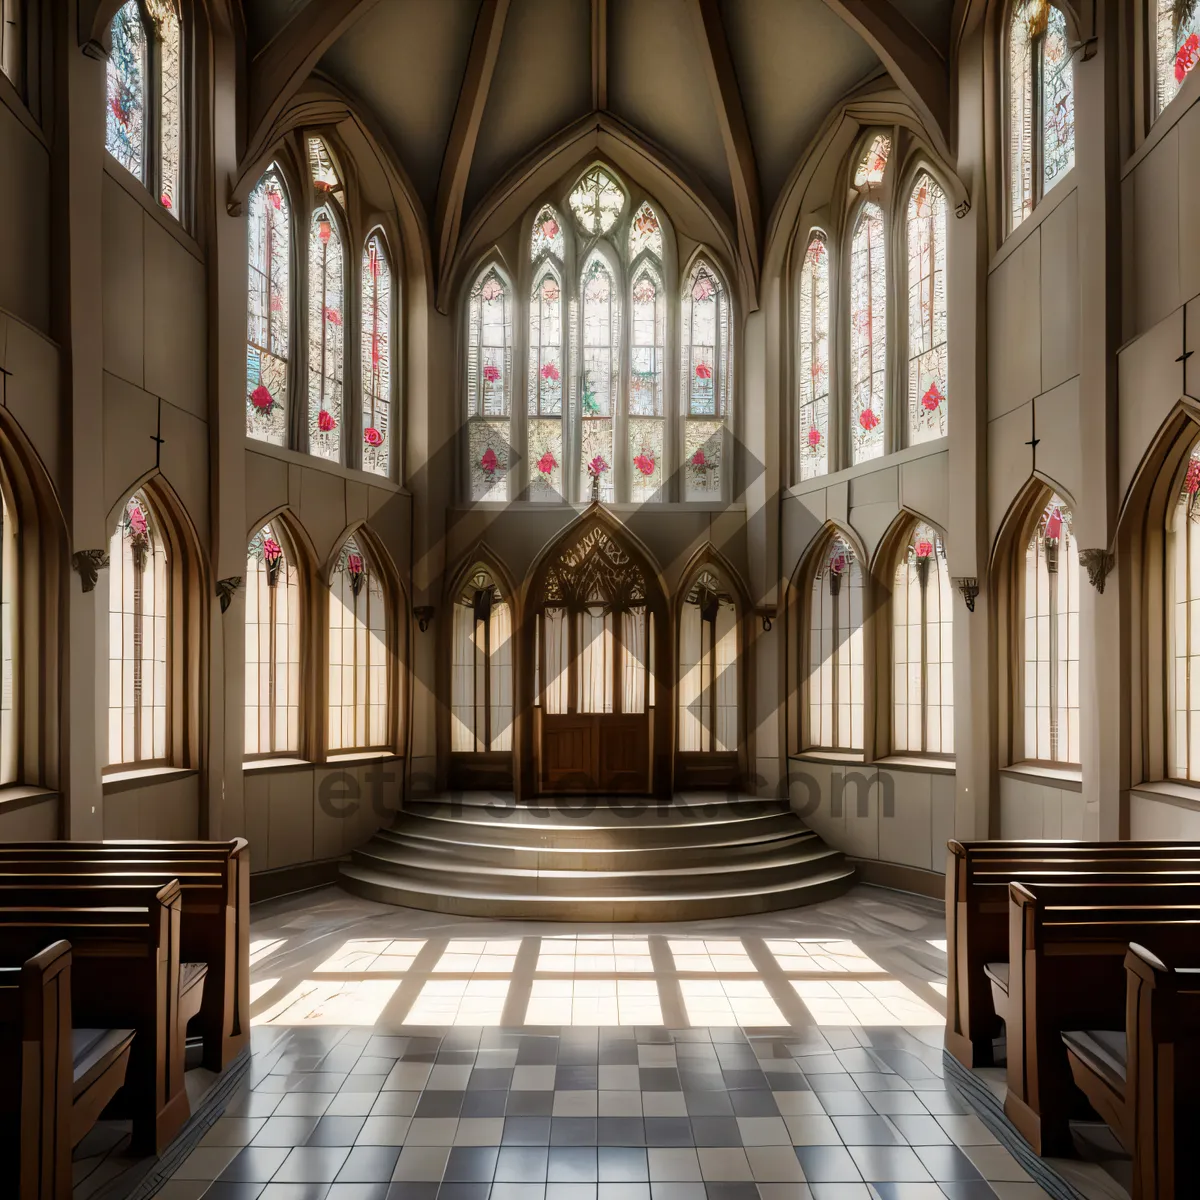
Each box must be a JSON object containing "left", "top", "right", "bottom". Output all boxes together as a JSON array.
[
  {"left": 0, "top": 940, "right": 135, "bottom": 1200},
  {"left": 945, "top": 840, "right": 1200, "bottom": 1067},
  {"left": 0, "top": 880, "right": 198, "bottom": 1153},
  {"left": 0, "top": 839, "right": 249, "bottom": 1070}
]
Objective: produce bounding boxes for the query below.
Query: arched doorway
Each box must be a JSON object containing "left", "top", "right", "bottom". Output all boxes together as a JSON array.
[{"left": 528, "top": 518, "right": 664, "bottom": 794}]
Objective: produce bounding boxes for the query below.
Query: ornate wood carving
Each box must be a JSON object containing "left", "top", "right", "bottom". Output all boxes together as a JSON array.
[
  {"left": 954, "top": 577, "right": 979, "bottom": 613},
  {"left": 71, "top": 549, "right": 109, "bottom": 593},
  {"left": 216, "top": 577, "right": 243, "bottom": 613},
  {"left": 541, "top": 525, "right": 647, "bottom": 612},
  {"left": 1079, "top": 549, "right": 1115, "bottom": 595}
]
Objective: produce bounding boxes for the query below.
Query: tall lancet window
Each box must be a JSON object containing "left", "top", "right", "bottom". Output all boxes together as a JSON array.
[
  {"left": 105, "top": 2, "right": 147, "bottom": 181},
  {"left": 247, "top": 166, "right": 290, "bottom": 445},
  {"left": 467, "top": 265, "right": 512, "bottom": 501},
  {"left": 1023, "top": 495, "right": 1080, "bottom": 764},
  {"left": 361, "top": 232, "right": 392, "bottom": 476},
  {"left": 797, "top": 235, "right": 830, "bottom": 481},
  {"left": 849, "top": 201, "right": 886, "bottom": 463},
  {"left": 806, "top": 538, "right": 864, "bottom": 751},
  {"left": 529, "top": 206, "right": 565, "bottom": 500},
  {"left": 682, "top": 261, "right": 730, "bottom": 500},
  {"left": 108, "top": 492, "right": 169, "bottom": 766},
  {"left": 892, "top": 525, "right": 954, "bottom": 755},
  {"left": 1156, "top": 0, "right": 1200, "bottom": 115},
  {"left": 328, "top": 536, "right": 389, "bottom": 752},
  {"left": 629, "top": 204, "right": 666, "bottom": 503},
  {"left": 0, "top": 477, "right": 16, "bottom": 784},
  {"left": 451, "top": 567, "right": 514, "bottom": 753},
  {"left": 580, "top": 252, "right": 618, "bottom": 503},
  {"left": 1008, "top": 1, "right": 1075, "bottom": 231},
  {"left": 678, "top": 570, "right": 738, "bottom": 753},
  {"left": 1168, "top": 446, "right": 1200, "bottom": 780},
  {"left": 907, "top": 174, "right": 949, "bottom": 444},
  {"left": 245, "top": 523, "right": 301, "bottom": 757}
]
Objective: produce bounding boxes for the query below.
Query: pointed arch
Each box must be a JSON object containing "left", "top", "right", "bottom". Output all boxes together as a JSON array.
[
  {"left": 308, "top": 200, "right": 347, "bottom": 463},
  {"left": 528, "top": 258, "right": 565, "bottom": 501},
  {"left": 465, "top": 259, "right": 513, "bottom": 501},
  {"left": 247, "top": 163, "right": 292, "bottom": 447},
  {"left": 848, "top": 198, "right": 887, "bottom": 463},
  {"left": 681, "top": 252, "right": 732, "bottom": 501},
  {"left": 905, "top": 169, "right": 949, "bottom": 445},
  {"left": 361, "top": 227, "right": 394, "bottom": 477},
  {"left": 530, "top": 202, "right": 565, "bottom": 262},
  {"left": 579, "top": 245, "right": 621, "bottom": 502},
  {"left": 629, "top": 256, "right": 667, "bottom": 502},
  {"left": 797, "top": 230, "right": 831, "bottom": 482},
  {"left": 628, "top": 201, "right": 664, "bottom": 261},
  {"left": 568, "top": 163, "right": 627, "bottom": 236}
]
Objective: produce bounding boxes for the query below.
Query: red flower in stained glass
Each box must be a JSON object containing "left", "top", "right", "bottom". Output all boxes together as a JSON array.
[
  {"left": 483, "top": 364, "right": 501, "bottom": 384},
  {"left": 263, "top": 537, "right": 282, "bottom": 561},
  {"left": 806, "top": 240, "right": 825, "bottom": 267},
  {"left": 109, "top": 92, "right": 132, "bottom": 125},
  {"left": 480, "top": 278, "right": 503, "bottom": 302},
  {"left": 537, "top": 451, "right": 558, "bottom": 475},
  {"left": 1176, "top": 34, "right": 1199, "bottom": 83},
  {"left": 347, "top": 553, "right": 363, "bottom": 575},
  {"left": 318, "top": 219, "right": 332, "bottom": 244},
  {"left": 1186, "top": 457, "right": 1200, "bottom": 495},
  {"left": 250, "top": 385, "right": 274, "bottom": 411},
  {"left": 128, "top": 506, "right": 147, "bottom": 536},
  {"left": 695, "top": 363, "right": 713, "bottom": 380},
  {"left": 268, "top": 190, "right": 282, "bottom": 211},
  {"left": 922, "top": 381, "right": 945, "bottom": 411},
  {"left": 541, "top": 279, "right": 560, "bottom": 302},
  {"left": 587, "top": 455, "right": 609, "bottom": 478},
  {"left": 317, "top": 409, "right": 336, "bottom": 432},
  {"left": 161, "top": 193, "right": 172, "bottom": 210},
  {"left": 541, "top": 218, "right": 559, "bottom": 240},
  {"left": 541, "top": 362, "right": 560, "bottom": 382},
  {"left": 364, "top": 427, "right": 383, "bottom": 447},
  {"left": 692, "top": 276, "right": 715, "bottom": 302},
  {"left": 830, "top": 551, "right": 847, "bottom": 575},
  {"left": 858, "top": 408, "right": 879, "bottom": 431},
  {"left": 691, "top": 449, "right": 707, "bottom": 468},
  {"left": 324, "top": 306, "right": 342, "bottom": 326},
  {"left": 1045, "top": 508, "right": 1063, "bottom": 541},
  {"left": 807, "top": 427, "right": 822, "bottom": 448},
  {"left": 915, "top": 539, "right": 933, "bottom": 559},
  {"left": 634, "top": 453, "right": 655, "bottom": 476},
  {"left": 480, "top": 448, "right": 499, "bottom": 475}
]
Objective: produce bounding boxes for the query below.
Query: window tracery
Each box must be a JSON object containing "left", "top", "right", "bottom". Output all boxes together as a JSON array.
[{"left": 569, "top": 166, "right": 624, "bottom": 235}]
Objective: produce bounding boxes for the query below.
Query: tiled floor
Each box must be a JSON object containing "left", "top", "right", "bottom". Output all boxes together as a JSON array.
[{"left": 155, "top": 884, "right": 1057, "bottom": 1200}]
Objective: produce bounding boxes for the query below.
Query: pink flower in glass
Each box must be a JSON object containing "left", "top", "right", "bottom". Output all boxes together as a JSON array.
[
  {"left": 1176, "top": 33, "right": 1199, "bottom": 83},
  {"left": 915, "top": 539, "right": 933, "bottom": 559},
  {"left": 317, "top": 410, "right": 336, "bottom": 432},
  {"left": 695, "top": 363, "right": 713, "bottom": 380},
  {"left": 318, "top": 219, "right": 332, "bottom": 245},
  {"left": 250, "top": 384, "right": 274, "bottom": 410},
  {"left": 634, "top": 453, "right": 655, "bottom": 476},
  {"left": 922, "top": 381, "right": 944, "bottom": 411},
  {"left": 807, "top": 427, "right": 822, "bottom": 448},
  {"left": 541, "top": 218, "right": 559, "bottom": 240},
  {"left": 537, "top": 451, "right": 558, "bottom": 475},
  {"left": 364, "top": 427, "right": 383, "bottom": 447},
  {"left": 858, "top": 408, "right": 879, "bottom": 431},
  {"left": 263, "top": 538, "right": 282, "bottom": 561},
  {"left": 1187, "top": 457, "right": 1200, "bottom": 495},
  {"left": 483, "top": 364, "right": 501, "bottom": 383},
  {"left": 691, "top": 449, "right": 707, "bottom": 468},
  {"left": 541, "top": 362, "right": 560, "bottom": 382},
  {"left": 481, "top": 279, "right": 503, "bottom": 302},
  {"left": 830, "top": 552, "right": 847, "bottom": 575},
  {"left": 161, "top": 193, "right": 172, "bottom": 210},
  {"left": 324, "top": 307, "right": 342, "bottom": 326},
  {"left": 692, "top": 277, "right": 714, "bottom": 302},
  {"left": 1045, "top": 508, "right": 1063, "bottom": 541},
  {"left": 128, "top": 506, "right": 147, "bottom": 535},
  {"left": 347, "top": 553, "right": 363, "bottom": 575},
  {"left": 587, "top": 456, "right": 609, "bottom": 477},
  {"left": 267, "top": 190, "right": 282, "bottom": 211},
  {"left": 480, "top": 448, "right": 499, "bottom": 474}
]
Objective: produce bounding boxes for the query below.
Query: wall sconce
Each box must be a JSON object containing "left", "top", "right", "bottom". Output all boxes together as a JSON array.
[
  {"left": 757, "top": 605, "right": 777, "bottom": 633},
  {"left": 414, "top": 605, "right": 435, "bottom": 633}
]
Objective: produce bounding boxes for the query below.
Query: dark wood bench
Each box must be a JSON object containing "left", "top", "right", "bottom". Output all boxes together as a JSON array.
[
  {"left": 0, "top": 940, "right": 134, "bottom": 1200},
  {"left": 0, "top": 879, "right": 199, "bottom": 1153},
  {"left": 1063, "top": 943, "right": 1200, "bottom": 1200},
  {"left": 0, "top": 839, "right": 249, "bottom": 1070},
  {"left": 945, "top": 840, "right": 1200, "bottom": 1067}
]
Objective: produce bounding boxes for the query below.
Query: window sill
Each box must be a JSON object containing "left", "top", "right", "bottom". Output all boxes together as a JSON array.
[
  {"left": 786, "top": 436, "right": 948, "bottom": 496},
  {"left": 1123, "top": 66, "right": 1200, "bottom": 179},
  {"left": 0, "top": 785, "right": 58, "bottom": 814},
  {"left": 102, "top": 766, "right": 198, "bottom": 794},
  {"left": 790, "top": 751, "right": 865, "bottom": 766},
  {"left": 245, "top": 438, "right": 406, "bottom": 492},
  {"left": 244, "top": 757, "right": 311, "bottom": 773},
  {"left": 874, "top": 755, "right": 956, "bottom": 776},
  {"left": 1000, "top": 761, "right": 1082, "bottom": 792},
  {"left": 323, "top": 751, "right": 401, "bottom": 766},
  {"left": 103, "top": 158, "right": 202, "bottom": 262},
  {"left": 1130, "top": 779, "right": 1200, "bottom": 812},
  {"left": 989, "top": 166, "right": 1077, "bottom": 273}
]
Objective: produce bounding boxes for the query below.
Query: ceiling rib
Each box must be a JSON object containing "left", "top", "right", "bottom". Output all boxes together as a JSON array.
[{"left": 591, "top": 0, "right": 608, "bottom": 110}]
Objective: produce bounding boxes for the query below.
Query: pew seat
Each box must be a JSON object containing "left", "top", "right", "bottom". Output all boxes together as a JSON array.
[
  {"left": 984, "top": 961, "right": 1010, "bottom": 1021},
  {"left": 71, "top": 1027, "right": 137, "bottom": 1145},
  {"left": 1061, "top": 1029, "right": 1126, "bottom": 1093}
]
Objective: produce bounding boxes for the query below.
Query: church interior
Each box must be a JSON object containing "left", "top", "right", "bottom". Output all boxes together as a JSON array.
[{"left": 1, "top": 0, "right": 1199, "bottom": 1197}]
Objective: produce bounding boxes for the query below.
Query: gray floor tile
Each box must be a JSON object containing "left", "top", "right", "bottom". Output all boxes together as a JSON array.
[{"left": 333, "top": 1147, "right": 402, "bottom": 1183}]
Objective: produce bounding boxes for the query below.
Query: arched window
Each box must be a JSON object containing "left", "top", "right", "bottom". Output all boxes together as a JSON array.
[
  {"left": 678, "top": 570, "right": 738, "bottom": 752},
  {"left": 451, "top": 566, "right": 513, "bottom": 752},
  {"left": 361, "top": 232, "right": 393, "bottom": 477},
  {"left": 1167, "top": 445, "right": 1200, "bottom": 779},
  {"left": 682, "top": 261, "right": 730, "bottom": 500},
  {"left": 892, "top": 524, "right": 953, "bottom": 755},
  {"left": 466, "top": 265, "right": 512, "bottom": 501},
  {"left": 328, "top": 536, "right": 389, "bottom": 752},
  {"left": 1022, "top": 494, "right": 1080, "bottom": 764},
  {"left": 797, "top": 235, "right": 830, "bottom": 481},
  {"left": 628, "top": 202, "right": 664, "bottom": 259},
  {"left": 806, "top": 537, "right": 864, "bottom": 750},
  {"left": 580, "top": 252, "right": 618, "bottom": 502},
  {"left": 245, "top": 522, "right": 301, "bottom": 758},
  {"left": 529, "top": 206, "right": 565, "bottom": 500},
  {"left": 849, "top": 202, "right": 886, "bottom": 463},
  {"left": 1008, "top": 1, "right": 1075, "bottom": 232},
  {"left": 0, "top": 472, "right": 17, "bottom": 784},
  {"left": 308, "top": 205, "right": 345, "bottom": 462},
  {"left": 246, "top": 166, "right": 290, "bottom": 445},
  {"left": 105, "top": 0, "right": 183, "bottom": 219},
  {"left": 569, "top": 166, "right": 624, "bottom": 235},
  {"left": 108, "top": 492, "right": 169, "bottom": 766},
  {"left": 1155, "top": 0, "right": 1200, "bottom": 116},
  {"left": 907, "top": 173, "right": 949, "bottom": 444},
  {"left": 629, "top": 261, "right": 665, "bottom": 503}
]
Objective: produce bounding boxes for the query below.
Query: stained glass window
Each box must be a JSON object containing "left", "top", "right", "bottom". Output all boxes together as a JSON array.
[
  {"left": 307, "top": 136, "right": 344, "bottom": 200},
  {"left": 0, "top": 477, "right": 17, "bottom": 785},
  {"left": 798, "top": 235, "right": 829, "bottom": 482},
  {"left": 451, "top": 566, "right": 513, "bottom": 752},
  {"left": 569, "top": 166, "right": 624, "bottom": 235},
  {"left": 361, "top": 233, "right": 392, "bottom": 477},
  {"left": 1, "top": 0, "right": 22, "bottom": 91},
  {"left": 853, "top": 135, "right": 891, "bottom": 187},
  {"left": 308, "top": 206, "right": 345, "bottom": 462},
  {"left": 682, "top": 261, "right": 729, "bottom": 500},
  {"left": 892, "top": 525, "right": 953, "bottom": 755},
  {"left": 528, "top": 268, "right": 564, "bottom": 500},
  {"left": 807, "top": 537, "right": 864, "bottom": 750},
  {"left": 849, "top": 202, "right": 886, "bottom": 463},
  {"left": 1023, "top": 494, "right": 1080, "bottom": 764},
  {"left": 1041, "top": 4, "right": 1075, "bottom": 193},
  {"left": 580, "top": 253, "right": 618, "bottom": 503},
  {"left": 245, "top": 523, "right": 300, "bottom": 757},
  {"left": 629, "top": 202, "right": 664, "bottom": 260},
  {"left": 328, "top": 536, "right": 389, "bottom": 752},
  {"left": 530, "top": 204, "right": 564, "bottom": 261},
  {"left": 907, "top": 174, "right": 948, "bottom": 445},
  {"left": 630, "top": 264, "right": 665, "bottom": 503},
  {"left": 149, "top": 0, "right": 182, "bottom": 217},
  {"left": 1168, "top": 445, "right": 1200, "bottom": 779},
  {"left": 678, "top": 570, "right": 738, "bottom": 753},
  {"left": 1157, "top": 0, "right": 1200, "bottom": 115},
  {"left": 108, "top": 492, "right": 168, "bottom": 766},
  {"left": 106, "top": 2, "right": 147, "bottom": 181},
  {"left": 467, "top": 266, "right": 512, "bottom": 501},
  {"left": 246, "top": 168, "right": 290, "bottom": 445}
]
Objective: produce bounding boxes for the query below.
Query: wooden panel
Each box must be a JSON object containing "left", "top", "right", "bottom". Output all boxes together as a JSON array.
[
  {"left": 449, "top": 751, "right": 513, "bottom": 791},
  {"left": 599, "top": 717, "right": 649, "bottom": 792},
  {"left": 542, "top": 716, "right": 595, "bottom": 792},
  {"left": 676, "top": 750, "right": 740, "bottom": 791},
  {"left": 541, "top": 714, "right": 650, "bottom": 793}
]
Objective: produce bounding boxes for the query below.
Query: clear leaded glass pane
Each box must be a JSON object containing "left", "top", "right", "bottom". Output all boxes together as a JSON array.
[
  {"left": 148, "top": 0, "right": 182, "bottom": 217},
  {"left": 530, "top": 204, "right": 564, "bottom": 260},
  {"left": 329, "top": 537, "right": 389, "bottom": 752},
  {"left": 361, "top": 233, "right": 392, "bottom": 476},
  {"left": 1009, "top": 3, "right": 1035, "bottom": 228},
  {"left": 807, "top": 538, "right": 864, "bottom": 751},
  {"left": 853, "top": 135, "right": 890, "bottom": 187},
  {"left": 1041, "top": 4, "right": 1075, "bottom": 194},
  {"left": 628, "top": 202, "right": 664, "bottom": 260},
  {"left": 1156, "top": 0, "right": 1200, "bottom": 115},
  {"left": 245, "top": 523, "right": 301, "bottom": 756},
  {"left": 528, "top": 270, "right": 563, "bottom": 418},
  {"left": 907, "top": 174, "right": 948, "bottom": 445},
  {"left": 569, "top": 166, "right": 624, "bottom": 235},
  {"left": 1169, "top": 445, "right": 1200, "bottom": 779},
  {"left": 308, "top": 207, "right": 344, "bottom": 462},
  {"left": 849, "top": 203, "right": 886, "bottom": 462},
  {"left": 246, "top": 168, "right": 290, "bottom": 445},
  {"left": 681, "top": 262, "right": 729, "bottom": 499},
  {"left": 630, "top": 266, "right": 664, "bottom": 418},
  {"left": 580, "top": 254, "right": 617, "bottom": 502},
  {"left": 106, "top": 2, "right": 146, "bottom": 181},
  {"left": 798, "top": 236, "right": 829, "bottom": 481}
]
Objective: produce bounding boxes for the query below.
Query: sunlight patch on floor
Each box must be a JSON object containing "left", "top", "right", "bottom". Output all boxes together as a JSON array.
[
  {"left": 526, "top": 979, "right": 663, "bottom": 1025},
  {"left": 791, "top": 979, "right": 943, "bottom": 1026}
]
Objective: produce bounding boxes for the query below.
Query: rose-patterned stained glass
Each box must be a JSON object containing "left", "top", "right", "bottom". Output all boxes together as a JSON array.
[
  {"left": 106, "top": 2, "right": 147, "bottom": 181},
  {"left": 308, "top": 206, "right": 344, "bottom": 462},
  {"left": 580, "top": 253, "right": 618, "bottom": 502},
  {"left": 148, "top": 0, "right": 182, "bottom": 218},
  {"left": 245, "top": 523, "right": 300, "bottom": 757},
  {"left": 907, "top": 174, "right": 948, "bottom": 445},
  {"left": 807, "top": 537, "right": 864, "bottom": 751},
  {"left": 329, "top": 537, "right": 389, "bottom": 752},
  {"left": 892, "top": 524, "right": 953, "bottom": 755},
  {"left": 1169, "top": 444, "right": 1200, "bottom": 780},
  {"left": 684, "top": 421, "right": 723, "bottom": 501},
  {"left": 467, "top": 264, "right": 511, "bottom": 501},
  {"left": 798, "top": 235, "right": 829, "bottom": 482},
  {"left": 530, "top": 204, "right": 564, "bottom": 261},
  {"left": 1156, "top": 0, "right": 1200, "bottom": 115},
  {"left": 528, "top": 418, "right": 564, "bottom": 500},
  {"left": 361, "top": 233, "right": 392, "bottom": 477},
  {"left": 628, "top": 202, "right": 664, "bottom": 260},
  {"left": 629, "top": 417, "right": 664, "bottom": 504},
  {"left": 630, "top": 263, "right": 665, "bottom": 504},
  {"left": 1023, "top": 494, "right": 1080, "bottom": 764},
  {"left": 849, "top": 202, "right": 886, "bottom": 462},
  {"left": 470, "top": 420, "right": 509, "bottom": 503},
  {"left": 569, "top": 166, "right": 624, "bottom": 235},
  {"left": 307, "top": 135, "right": 344, "bottom": 199},
  {"left": 108, "top": 492, "right": 168, "bottom": 766},
  {"left": 1041, "top": 4, "right": 1074, "bottom": 194},
  {"left": 246, "top": 167, "right": 290, "bottom": 445},
  {"left": 0, "top": 481, "right": 16, "bottom": 785},
  {"left": 853, "top": 134, "right": 890, "bottom": 187},
  {"left": 1009, "top": 3, "right": 1035, "bottom": 228},
  {"left": 682, "top": 263, "right": 729, "bottom": 420},
  {"left": 528, "top": 267, "right": 563, "bottom": 501}
]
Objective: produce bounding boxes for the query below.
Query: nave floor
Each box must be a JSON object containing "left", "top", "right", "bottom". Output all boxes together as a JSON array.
[{"left": 151, "top": 884, "right": 1062, "bottom": 1200}]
